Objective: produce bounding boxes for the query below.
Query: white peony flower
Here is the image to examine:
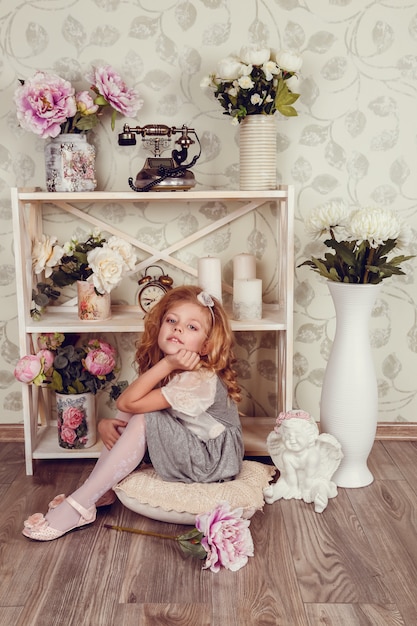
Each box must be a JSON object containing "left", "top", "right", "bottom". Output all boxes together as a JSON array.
[
  {"left": 32, "top": 235, "right": 65, "bottom": 277},
  {"left": 285, "top": 74, "right": 301, "bottom": 93},
  {"left": 87, "top": 247, "right": 125, "bottom": 294},
  {"left": 347, "top": 207, "right": 402, "bottom": 248},
  {"left": 239, "top": 44, "right": 270, "bottom": 66},
  {"left": 107, "top": 236, "right": 137, "bottom": 272},
  {"left": 305, "top": 200, "right": 350, "bottom": 239},
  {"left": 216, "top": 56, "right": 244, "bottom": 80},
  {"left": 275, "top": 49, "right": 303, "bottom": 73}
]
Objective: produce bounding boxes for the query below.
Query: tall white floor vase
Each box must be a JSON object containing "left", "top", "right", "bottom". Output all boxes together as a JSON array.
[{"left": 320, "top": 282, "right": 381, "bottom": 488}]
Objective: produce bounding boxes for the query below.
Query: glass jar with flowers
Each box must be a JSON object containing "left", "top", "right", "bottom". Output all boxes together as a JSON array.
[
  {"left": 31, "top": 231, "right": 137, "bottom": 321},
  {"left": 13, "top": 333, "right": 126, "bottom": 449},
  {"left": 201, "top": 45, "right": 302, "bottom": 190},
  {"left": 14, "top": 65, "right": 143, "bottom": 192},
  {"left": 298, "top": 201, "right": 414, "bottom": 488}
]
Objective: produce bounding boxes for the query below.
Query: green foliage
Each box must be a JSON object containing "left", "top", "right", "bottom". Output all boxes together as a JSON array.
[{"left": 299, "top": 238, "right": 414, "bottom": 284}]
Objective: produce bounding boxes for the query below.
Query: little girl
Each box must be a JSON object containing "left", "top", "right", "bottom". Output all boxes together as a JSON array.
[{"left": 23, "top": 286, "right": 244, "bottom": 541}]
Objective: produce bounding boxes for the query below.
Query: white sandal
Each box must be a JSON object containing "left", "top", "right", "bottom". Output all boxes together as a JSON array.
[{"left": 22, "top": 495, "right": 96, "bottom": 541}]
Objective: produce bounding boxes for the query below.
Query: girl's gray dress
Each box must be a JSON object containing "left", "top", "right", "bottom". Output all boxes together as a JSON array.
[{"left": 144, "top": 369, "right": 244, "bottom": 483}]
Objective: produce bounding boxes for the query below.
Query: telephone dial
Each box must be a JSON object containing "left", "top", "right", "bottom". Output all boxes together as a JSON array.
[{"left": 118, "top": 123, "right": 201, "bottom": 192}]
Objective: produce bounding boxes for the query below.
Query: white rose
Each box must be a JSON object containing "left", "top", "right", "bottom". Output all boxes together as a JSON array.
[
  {"left": 32, "top": 235, "right": 64, "bottom": 277},
  {"left": 275, "top": 49, "right": 303, "bottom": 73},
  {"left": 87, "top": 247, "right": 125, "bottom": 294},
  {"left": 239, "top": 44, "right": 270, "bottom": 66},
  {"left": 217, "top": 56, "right": 244, "bottom": 80},
  {"left": 107, "top": 236, "right": 137, "bottom": 272}
]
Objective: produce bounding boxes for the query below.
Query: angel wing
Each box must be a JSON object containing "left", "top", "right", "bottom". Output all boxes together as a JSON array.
[
  {"left": 266, "top": 430, "right": 286, "bottom": 472},
  {"left": 315, "top": 433, "right": 343, "bottom": 480}
]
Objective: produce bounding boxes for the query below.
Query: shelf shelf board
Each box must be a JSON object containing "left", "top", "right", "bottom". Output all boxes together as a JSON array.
[
  {"left": 17, "top": 189, "right": 290, "bottom": 202},
  {"left": 30, "top": 418, "right": 272, "bottom": 461},
  {"left": 32, "top": 425, "right": 102, "bottom": 459},
  {"left": 25, "top": 303, "right": 288, "bottom": 333}
]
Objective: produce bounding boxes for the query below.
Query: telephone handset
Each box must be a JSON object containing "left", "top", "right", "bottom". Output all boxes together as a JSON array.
[{"left": 118, "top": 124, "right": 201, "bottom": 192}]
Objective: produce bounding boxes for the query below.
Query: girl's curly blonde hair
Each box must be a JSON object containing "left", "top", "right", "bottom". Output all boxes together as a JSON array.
[{"left": 135, "top": 285, "right": 241, "bottom": 404}]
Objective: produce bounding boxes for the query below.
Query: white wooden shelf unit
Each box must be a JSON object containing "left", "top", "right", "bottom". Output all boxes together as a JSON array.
[{"left": 11, "top": 187, "right": 294, "bottom": 475}]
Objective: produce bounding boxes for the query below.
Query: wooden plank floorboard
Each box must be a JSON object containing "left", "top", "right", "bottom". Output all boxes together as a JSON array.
[
  {"left": 2, "top": 442, "right": 417, "bottom": 625},
  {"left": 280, "top": 489, "right": 391, "bottom": 605}
]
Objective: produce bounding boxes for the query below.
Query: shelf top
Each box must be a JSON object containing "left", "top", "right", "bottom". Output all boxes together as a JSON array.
[{"left": 13, "top": 187, "right": 292, "bottom": 202}]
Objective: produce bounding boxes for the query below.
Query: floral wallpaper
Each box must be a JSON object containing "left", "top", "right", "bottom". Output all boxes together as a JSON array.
[{"left": 1, "top": 0, "right": 417, "bottom": 426}]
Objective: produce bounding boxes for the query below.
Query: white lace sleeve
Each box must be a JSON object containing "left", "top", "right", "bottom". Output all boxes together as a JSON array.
[{"left": 161, "top": 370, "right": 217, "bottom": 416}]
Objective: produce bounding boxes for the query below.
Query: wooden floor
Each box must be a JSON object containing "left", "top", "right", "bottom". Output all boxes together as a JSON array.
[{"left": 1, "top": 441, "right": 417, "bottom": 626}]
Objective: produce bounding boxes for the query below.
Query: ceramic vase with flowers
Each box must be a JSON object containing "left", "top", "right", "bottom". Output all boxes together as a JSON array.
[
  {"left": 31, "top": 231, "right": 137, "bottom": 321},
  {"left": 14, "top": 65, "right": 143, "bottom": 192},
  {"left": 13, "top": 333, "right": 123, "bottom": 449},
  {"left": 299, "top": 201, "right": 414, "bottom": 488},
  {"left": 202, "top": 45, "right": 302, "bottom": 190}
]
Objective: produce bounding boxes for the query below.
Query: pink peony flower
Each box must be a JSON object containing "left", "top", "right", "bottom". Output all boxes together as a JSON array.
[
  {"left": 75, "top": 91, "right": 99, "bottom": 115},
  {"left": 62, "top": 406, "right": 84, "bottom": 429},
  {"left": 87, "top": 339, "right": 116, "bottom": 357},
  {"left": 84, "top": 348, "right": 116, "bottom": 377},
  {"left": 195, "top": 501, "right": 254, "bottom": 573},
  {"left": 23, "top": 512, "right": 48, "bottom": 531},
  {"left": 14, "top": 71, "right": 77, "bottom": 138},
  {"left": 14, "top": 355, "right": 44, "bottom": 385},
  {"left": 87, "top": 65, "right": 143, "bottom": 117},
  {"left": 37, "top": 349, "right": 55, "bottom": 375}
]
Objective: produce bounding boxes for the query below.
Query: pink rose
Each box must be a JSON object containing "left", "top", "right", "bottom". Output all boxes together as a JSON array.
[
  {"left": 195, "top": 502, "right": 254, "bottom": 573},
  {"left": 84, "top": 348, "right": 116, "bottom": 377},
  {"left": 14, "top": 355, "right": 43, "bottom": 384},
  {"left": 62, "top": 406, "right": 84, "bottom": 429},
  {"left": 59, "top": 425, "right": 77, "bottom": 445}
]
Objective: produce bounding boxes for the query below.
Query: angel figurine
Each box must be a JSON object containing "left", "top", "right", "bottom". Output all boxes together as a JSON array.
[{"left": 263, "top": 410, "right": 343, "bottom": 513}]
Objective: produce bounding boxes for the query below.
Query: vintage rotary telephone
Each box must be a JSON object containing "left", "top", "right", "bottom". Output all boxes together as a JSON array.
[{"left": 118, "top": 123, "right": 201, "bottom": 192}]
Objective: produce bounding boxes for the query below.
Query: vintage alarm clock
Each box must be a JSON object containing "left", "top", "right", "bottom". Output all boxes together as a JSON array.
[{"left": 137, "top": 265, "right": 173, "bottom": 313}]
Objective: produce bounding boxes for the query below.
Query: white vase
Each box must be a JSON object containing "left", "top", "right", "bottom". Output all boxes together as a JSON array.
[
  {"left": 320, "top": 282, "right": 381, "bottom": 488},
  {"left": 56, "top": 391, "right": 97, "bottom": 449},
  {"left": 239, "top": 115, "right": 277, "bottom": 191},
  {"left": 44, "top": 133, "right": 97, "bottom": 192},
  {"left": 77, "top": 281, "right": 111, "bottom": 321}
]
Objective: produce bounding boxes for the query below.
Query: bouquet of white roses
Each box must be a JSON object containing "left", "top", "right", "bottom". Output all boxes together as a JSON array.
[
  {"left": 202, "top": 44, "right": 302, "bottom": 124},
  {"left": 299, "top": 200, "right": 414, "bottom": 284},
  {"left": 31, "top": 231, "right": 137, "bottom": 319}
]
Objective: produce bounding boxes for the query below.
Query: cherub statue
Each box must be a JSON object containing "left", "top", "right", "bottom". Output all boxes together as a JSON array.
[{"left": 263, "top": 410, "right": 343, "bottom": 513}]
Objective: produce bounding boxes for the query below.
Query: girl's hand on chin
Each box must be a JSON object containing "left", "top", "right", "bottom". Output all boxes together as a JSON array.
[{"left": 166, "top": 349, "right": 200, "bottom": 371}]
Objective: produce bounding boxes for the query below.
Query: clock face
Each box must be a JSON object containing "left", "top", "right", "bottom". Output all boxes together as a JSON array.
[{"left": 138, "top": 283, "right": 167, "bottom": 313}]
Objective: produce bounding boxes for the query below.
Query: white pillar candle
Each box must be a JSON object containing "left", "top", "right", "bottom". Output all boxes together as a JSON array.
[
  {"left": 233, "top": 253, "right": 256, "bottom": 280},
  {"left": 233, "top": 278, "right": 262, "bottom": 320},
  {"left": 197, "top": 256, "right": 222, "bottom": 303}
]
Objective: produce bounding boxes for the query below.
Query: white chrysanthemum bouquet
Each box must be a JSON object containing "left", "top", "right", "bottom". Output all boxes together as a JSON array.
[{"left": 299, "top": 200, "right": 414, "bottom": 284}]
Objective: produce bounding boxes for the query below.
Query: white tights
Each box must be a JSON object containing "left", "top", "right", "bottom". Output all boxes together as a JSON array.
[{"left": 45, "top": 412, "right": 146, "bottom": 532}]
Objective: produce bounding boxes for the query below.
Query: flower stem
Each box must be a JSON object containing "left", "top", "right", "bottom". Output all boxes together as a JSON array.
[
  {"left": 104, "top": 522, "right": 179, "bottom": 541},
  {"left": 363, "top": 246, "right": 375, "bottom": 284}
]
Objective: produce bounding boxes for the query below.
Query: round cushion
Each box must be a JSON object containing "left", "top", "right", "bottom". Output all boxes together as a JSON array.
[{"left": 114, "top": 460, "right": 276, "bottom": 525}]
